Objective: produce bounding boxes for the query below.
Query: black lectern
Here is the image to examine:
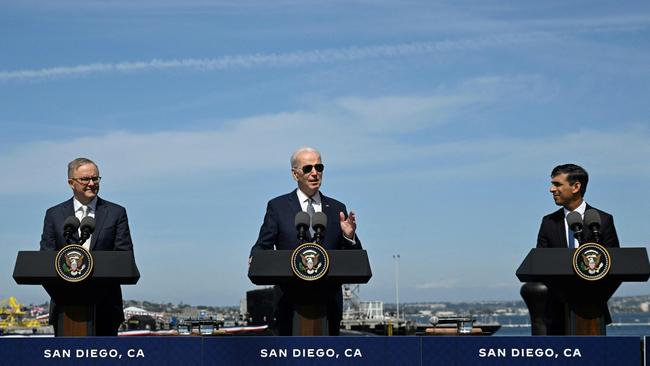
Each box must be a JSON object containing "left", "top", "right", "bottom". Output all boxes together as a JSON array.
[
  {"left": 13, "top": 251, "right": 139, "bottom": 336},
  {"left": 249, "top": 249, "right": 371, "bottom": 335},
  {"left": 516, "top": 248, "right": 649, "bottom": 335}
]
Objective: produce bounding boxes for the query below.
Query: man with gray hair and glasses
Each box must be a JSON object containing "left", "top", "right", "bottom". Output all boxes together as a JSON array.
[
  {"left": 251, "top": 147, "right": 361, "bottom": 335},
  {"left": 40, "top": 157, "right": 134, "bottom": 336}
]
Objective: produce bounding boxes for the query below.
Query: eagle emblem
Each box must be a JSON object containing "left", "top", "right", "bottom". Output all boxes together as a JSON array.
[
  {"left": 573, "top": 243, "right": 611, "bottom": 281},
  {"left": 64, "top": 250, "right": 86, "bottom": 276},
  {"left": 581, "top": 250, "right": 603, "bottom": 274},
  {"left": 55, "top": 244, "right": 94, "bottom": 282},
  {"left": 291, "top": 243, "right": 329, "bottom": 281},
  {"left": 300, "top": 249, "right": 322, "bottom": 275}
]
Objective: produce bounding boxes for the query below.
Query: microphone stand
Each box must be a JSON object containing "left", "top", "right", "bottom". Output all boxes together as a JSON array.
[
  {"left": 575, "top": 230, "right": 585, "bottom": 246},
  {"left": 79, "top": 230, "right": 91, "bottom": 245},
  {"left": 313, "top": 227, "right": 324, "bottom": 245},
  {"left": 590, "top": 227, "right": 601, "bottom": 244},
  {"left": 570, "top": 225, "right": 585, "bottom": 246},
  {"left": 63, "top": 231, "right": 75, "bottom": 246},
  {"left": 297, "top": 225, "right": 308, "bottom": 244}
]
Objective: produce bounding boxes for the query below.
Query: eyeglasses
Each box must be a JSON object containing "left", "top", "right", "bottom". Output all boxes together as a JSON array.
[
  {"left": 71, "top": 176, "right": 101, "bottom": 184},
  {"left": 295, "top": 163, "right": 324, "bottom": 174}
]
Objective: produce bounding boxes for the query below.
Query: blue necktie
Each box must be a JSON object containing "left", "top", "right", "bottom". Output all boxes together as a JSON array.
[{"left": 567, "top": 227, "right": 575, "bottom": 248}]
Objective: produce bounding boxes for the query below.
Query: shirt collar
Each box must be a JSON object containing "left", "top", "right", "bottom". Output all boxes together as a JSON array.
[
  {"left": 563, "top": 200, "right": 587, "bottom": 218},
  {"left": 73, "top": 196, "right": 98, "bottom": 213},
  {"left": 296, "top": 189, "right": 321, "bottom": 205}
]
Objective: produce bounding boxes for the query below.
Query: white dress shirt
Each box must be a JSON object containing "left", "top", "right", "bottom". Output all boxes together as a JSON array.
[
  {"left": 296, "top": 189, "right": 356, "bottom": 244},
  {"left": 563, "top": 200, "right": 586, "bottom": 248},
  {"left": 296, "top": 189, "right": 322, "bottom": 213},
  {"left": 73, "top": 197, "right": 97, "bottom": 250}
]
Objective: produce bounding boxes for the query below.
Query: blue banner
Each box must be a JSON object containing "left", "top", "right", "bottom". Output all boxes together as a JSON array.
[
  {"left": 0, "top": 336, "right": 643, "bottom": 366},
  {"left": 0, "top": 337, "right": 202, "bottom": 366},
  {"left": 643, "top": 336, "right": 650, "bottom": 365},
  {"left": 423, "top": 336, "right": 640, "bottom": 366},
  {"left": 203, "top": 336, "right": 420, "bottom": 366}
]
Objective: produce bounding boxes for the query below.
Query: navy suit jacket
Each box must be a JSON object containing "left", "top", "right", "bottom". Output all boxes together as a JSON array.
[
  {"left": 40, "top": 197, "right": 134, "bottom": 332},
  {"left": 250, "top": 189, "right": 361, "bottom": 335},
  {"left": 536, "top": 205, "right": 619, "bottom": 249},
  {"left": 535, "top": 204, "right": 619, "bottom": 334},
  {"left": 40, "top": 197, "right": 133, "bottom": 252},
  {"left": 251, "top": 189, "right": 361, "bottom": 253}
]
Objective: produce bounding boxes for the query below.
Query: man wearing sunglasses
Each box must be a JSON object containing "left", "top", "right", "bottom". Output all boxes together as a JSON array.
[
  {"left": 40, "top": 157, "right": 134, "bottom": 336},
  {"left": 251, "top": 147, "right": 361, "bottom": 335}
]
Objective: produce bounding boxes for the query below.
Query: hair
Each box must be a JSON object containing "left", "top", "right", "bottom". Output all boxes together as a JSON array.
[
  {"left": 551, "top": 163, "right": 588, "bottom": 196},
  {"left": 290, "top": 147, "right": 321, "bottom": 168},
  {"left": 67, "top": 157, "right": 98, "bottom": 178}
]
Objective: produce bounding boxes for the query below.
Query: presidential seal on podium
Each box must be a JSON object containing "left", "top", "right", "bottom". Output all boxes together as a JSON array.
[
  {"left": 573, "top": 242, "right": 611, "bottom": 281},
  {"left": 55, "top": 244, "right": 94, "bottom": 282},
  {"left": 291, "top": 242, "right": 330, "bottom": 281}
]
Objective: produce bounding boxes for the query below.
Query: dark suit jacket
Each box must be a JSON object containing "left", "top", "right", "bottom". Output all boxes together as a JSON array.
[
  {"left": 537, "top": 205, "right": 619, "bottom": 249},
  {"left": 40, "top": 197, "right": 134, "bottom": 335},
  {"left": 536, "top": 204, "right": 619, "bottom": 334},
  {"left": 251, "top": 189, "right": 361, "bottom": 252},
  {"left": 250, "top": 189, "right": 362, "bottom": 335}
]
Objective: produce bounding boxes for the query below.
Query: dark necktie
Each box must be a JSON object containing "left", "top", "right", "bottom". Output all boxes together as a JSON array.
[
  {"left": 307, "top": 198, "right": 315, "bottom": 237},
  {"left": 81, "top": 205, "right": 90, "bottom": 249}
]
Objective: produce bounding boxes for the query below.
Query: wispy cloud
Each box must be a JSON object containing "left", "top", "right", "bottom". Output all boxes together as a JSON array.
[
  {"left": 415, "top": 279, "right": 460, "bottom": 289},
  {"left": 0, "top": 33, "right": 555, "bottom": 82},
  {"left": 520, "top": 14, "right": 650, "bottom": 33},
  {"left": 0, "top": 73, "right": 554, "bottom": 195},
  {"left": 1, "top": 93, "right": 648, "bottom": 195},
  {"left": 414, "top": 280, "right": 519, "bottom": 291},
  {"left": 6, "top": 0, "right": 335, "bottom": 10},
  {"left": 335, "top": 95, "right": 476, "bottom": 133}
]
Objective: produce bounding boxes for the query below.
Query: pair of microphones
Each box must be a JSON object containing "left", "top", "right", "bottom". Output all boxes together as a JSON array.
[
  {"left": 566, "top": 209, "right": 602, "bottom": 245},
  {"left": 63, "top": 215, "right": 96, "bottom": 244},
  {"left": 295, "top": 211, "right": 327, "bottom": 244}
]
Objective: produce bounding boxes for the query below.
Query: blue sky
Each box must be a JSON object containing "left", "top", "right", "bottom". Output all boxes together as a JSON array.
[{"left": 1, "top": 0, "right": 649, "bottom": 306}]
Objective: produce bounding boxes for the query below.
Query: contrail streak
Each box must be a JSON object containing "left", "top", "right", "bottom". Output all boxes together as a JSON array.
[{"left": 0, "top": 33, "right": 552, "bottom": 81}]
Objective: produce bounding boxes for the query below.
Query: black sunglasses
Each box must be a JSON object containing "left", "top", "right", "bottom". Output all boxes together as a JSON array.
[{"left": 298, "top": 163, "right": 324, "bottom": 174}]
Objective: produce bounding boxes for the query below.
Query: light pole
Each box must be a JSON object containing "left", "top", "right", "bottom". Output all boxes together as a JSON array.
[{"left": 393, "top": 254, "right": 400, "bottom": 322}]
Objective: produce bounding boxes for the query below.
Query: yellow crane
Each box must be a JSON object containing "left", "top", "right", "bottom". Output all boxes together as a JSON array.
[{"left": 0, "top": 296, "right": 42, "bottom": 328}]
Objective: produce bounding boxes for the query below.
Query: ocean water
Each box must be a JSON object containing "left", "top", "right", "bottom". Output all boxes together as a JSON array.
[
  {"left": 495, "top": 325, "right": 650, "bottom": 336},
  {"left": 493, "top": 312, "right": 650, "bottom": 336},
  {"left": 410, "top": 313, "right": 650, "bottom": 337}
]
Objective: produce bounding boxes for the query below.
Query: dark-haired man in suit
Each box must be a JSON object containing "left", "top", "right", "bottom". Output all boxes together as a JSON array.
[
  {"left": 250, "top": 147, "right": 361, "bottom": 335},
  {"left": 536, "top": 163, "right": 619, "bottom": 334},
  {"left": 40, "top": 157, "right": 134, "bottom": 336}
]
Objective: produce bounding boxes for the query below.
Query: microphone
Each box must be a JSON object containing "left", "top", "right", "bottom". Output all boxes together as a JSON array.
[
  {"left": 63, "top": 216, "right": 80, "bottom": 243},
  {"left": 295, "top": 211, "right": 311, "bottom": 244},
  {"left": 79, "top": 216, "right": 96, "bottom": 244},
  {"left": 584, "top": 209, "right": 602, "bottom": 244},
  {"left": 311, "top": 212, "right": 327, "bottom": 244},
  {"left": 566, "top": 211, "right": 584, "bottom": 245}
]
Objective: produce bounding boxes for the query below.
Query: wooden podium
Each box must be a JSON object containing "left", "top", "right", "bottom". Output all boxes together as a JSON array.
[
  {"left": 516, "top": 247, "right": 649, "bottom": 335},
  {"left": 13, "top": 250, "right": 139, "bottom": 336},
  {"left": 249, "top": 249, "right": 371, "bottom": 335}
]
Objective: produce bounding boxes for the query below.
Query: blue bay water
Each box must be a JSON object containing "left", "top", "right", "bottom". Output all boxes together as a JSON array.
[
  {"left": 493, "top": 312, "right": 650, "bottom": 336},
  {"left": 495, "top": 325, "right": 650, "bottom": 336},
  {"left": 409, "top": 313, "right": 650, "bottom": 336}
]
